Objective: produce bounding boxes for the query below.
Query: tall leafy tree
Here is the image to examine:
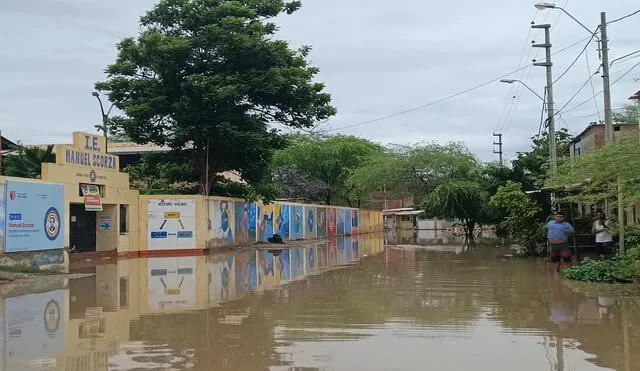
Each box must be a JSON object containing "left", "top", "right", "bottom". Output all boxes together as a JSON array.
[
  {"left": 96, "top": 0, "right": 336, "bottom": 195},
  {"left": 272, "top": 135, "right": 383, "bottom": 206},
  {"left": 613, "top": 103, "right": 640, "bottom": 123},
  {"left": 3, "top": 145, "right": 55, "bottom": 179}
]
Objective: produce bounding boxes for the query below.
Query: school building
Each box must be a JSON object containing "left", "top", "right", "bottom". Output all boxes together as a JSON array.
[{"left": 0, "top": 131, "right": 383, "bottom": 271}]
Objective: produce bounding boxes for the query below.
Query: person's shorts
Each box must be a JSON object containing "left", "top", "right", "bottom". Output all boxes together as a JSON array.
[{"left": 549, "top": 242, "right": 572, "bottom": 263}]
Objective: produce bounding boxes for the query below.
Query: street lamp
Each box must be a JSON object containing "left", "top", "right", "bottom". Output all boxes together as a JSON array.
[
  {"left": 534, "top": 2, "right": 597, "bottom": 37},
  {"left": 500, "top": 79, "right": 545, "bottom": 101},
  {"left": 91, "top": 92, "right": 115, "bottom": 152}
]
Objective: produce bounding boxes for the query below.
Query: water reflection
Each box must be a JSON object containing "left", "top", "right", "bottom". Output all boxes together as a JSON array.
[{"left": 0, "top": 234, "right": 639, "bottom": 370}]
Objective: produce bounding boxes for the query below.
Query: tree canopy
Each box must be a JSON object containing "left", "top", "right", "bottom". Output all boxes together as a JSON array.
[
  {"left": 96, "top": 0, "right": 336, "bottom": 195},
  {"left": 3, "top": 145, "right": 55, "bottom": 179},
  {"left": 271, "top": 134, "right": 383, "bottom": 206}
]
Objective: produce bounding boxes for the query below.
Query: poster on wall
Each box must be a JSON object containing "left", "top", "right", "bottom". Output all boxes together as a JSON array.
[
  {"left": 257, "top": 203, "right": 274, "bottom": 241},
  {"left": 210, "top": 200, "right": 234, "bottom": 246},
  {"left": 327, "top": 208, "right": 337, "bottom": 236},
  {"left": 81, "top": 184, "right": 102, "bottom": 211},
  {"left": 290, "top": 205, "right": 303, "bottom": 240},
  {"left": 274, "top": 204, "right": 290, "bottom": 239},
  {"left": 148, "top": 257, "right": 197, "bottom": 310},
  {"left": 5, "top": 180, "right": 64, "bottom": 252},
  {"left": 4, "top": 290, "right": 65, "bottom": 370},
  {"left": 147, "top": 199, "right": 196, "bottom": 250},
  {"left": 317, "top": 208, "right": 327, "bottom": 238},
  {"left": 304, "top": 206, "right": 316, "bottom": 240},
  {"left": 234, "top": 201, "right": 256, "bottom": 244}
]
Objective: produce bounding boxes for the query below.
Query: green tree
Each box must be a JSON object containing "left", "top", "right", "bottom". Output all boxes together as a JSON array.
[
  {"left": 3, "top": 145, "right": 55, "bottom": 179},
  {"left": 96, "top": 0, "right": 336, "bottom": 195},
  {"left": 422, "top": 179, "right": 490, "bottom": 237},
  {"left": 349, "top": 143, "right": 480, "bottom": 204},
  {"left": 549, "top": 134, "right": 640, "bottom": 208},
  {"left": 272, "top": 135, "right": 383, "bottom": 206},
  {"left": 490, "top": 181, "right": 545, "bottom": 256},
  {"left": 511, "top": 128, "right": 573, "bottom": 191}
]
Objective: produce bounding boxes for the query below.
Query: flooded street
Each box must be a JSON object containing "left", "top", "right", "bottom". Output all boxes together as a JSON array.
[{"left": 3, "top": 233, "right": 640, "bottom": 371}]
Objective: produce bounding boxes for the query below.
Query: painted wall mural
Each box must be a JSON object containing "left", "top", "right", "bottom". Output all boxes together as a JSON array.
[
  {"left": 274, "top": 204, "right": 290, "bottom": 239},
  {"left": 344, "top": 209, "right": 352, "bottom": 235},
  {"left": 351, "top": 209, "right": 360, "bottom": 235},
  {"left": 147, "top": 199, "right": 196, "bottom": 251},
  {"left": 210, "top": 200, "right": 234, "bottom": 246},
  {"left": 257, "top": 203, "right": 274, "bottom": 241},
  {"left": 327, "top": 208, "right": 337, "bottom": 236},
  {"left": 234, "top": 201, "right": 256, "bottom": 244},
  {"left": 204, "top": 197, "right": 383, "bottom": 248},
  {"left": 304, "top": 206, "right": 317, "bottom": 240},
  {"left": 290, "top": 205, "right": 304, "bottom": 240},
  {"left": 317, "top": 208, "right": 327, "bottom": 238}
]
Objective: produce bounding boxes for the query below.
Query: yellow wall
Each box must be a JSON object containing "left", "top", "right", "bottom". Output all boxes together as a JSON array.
[{"left": 39, "top": 131, "right": 139, "bottom": 252}]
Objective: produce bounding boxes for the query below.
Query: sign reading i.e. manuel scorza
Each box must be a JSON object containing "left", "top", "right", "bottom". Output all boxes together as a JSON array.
[{"left": 5, "top": 180, "right": 65, "bottom": 252}]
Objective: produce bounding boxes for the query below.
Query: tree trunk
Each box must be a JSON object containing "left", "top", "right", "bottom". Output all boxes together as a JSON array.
[{"left": 464, "top": 219, "right": 476, "bottom": 239}]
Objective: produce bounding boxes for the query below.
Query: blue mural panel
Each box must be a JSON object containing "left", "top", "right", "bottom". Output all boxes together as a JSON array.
[
  {"left": 291, "top": 205, "right": 304, "bottom": 240},
  {"left": 275, "top": 204, "right": 290, "bottom": 239},
  {"left": 343, "top": 209, "right": 352, "bottom": 235},
  {"left": 5, "top": 181, "right": 64, "bottom": 252},
  {"left": 304, "top": 206, "right": 316, "bottom": 240},
  {"left": 257, "top": 203, "right": 274, "bottom": 241}
]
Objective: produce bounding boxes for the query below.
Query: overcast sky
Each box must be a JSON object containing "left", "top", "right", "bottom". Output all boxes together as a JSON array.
[{"left": 1, "top": 0, "right": 639, "bottom": 161}]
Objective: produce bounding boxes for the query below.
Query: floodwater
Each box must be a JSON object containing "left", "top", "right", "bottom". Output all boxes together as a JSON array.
[{"left": 2, "top": 232, "right": 640, "bottom": 371}]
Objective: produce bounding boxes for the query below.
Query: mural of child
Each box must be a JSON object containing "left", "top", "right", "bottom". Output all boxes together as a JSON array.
[{"left": 220, "top": 201, "right": 233, "bottom": 243}]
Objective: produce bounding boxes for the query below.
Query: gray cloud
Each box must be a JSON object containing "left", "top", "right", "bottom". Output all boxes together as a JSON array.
[{"left": 1, "top": 0, "right": 638, "bottom": 161}]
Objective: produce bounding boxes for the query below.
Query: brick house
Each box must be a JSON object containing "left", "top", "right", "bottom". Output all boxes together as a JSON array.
[{"left": 569, "top": 123, "right": 638, "bottom": 157}]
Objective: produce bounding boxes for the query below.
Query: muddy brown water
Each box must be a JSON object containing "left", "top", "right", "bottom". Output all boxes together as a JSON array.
[{"left": 2, "top": 233, "right": 640, "bottom": 370}]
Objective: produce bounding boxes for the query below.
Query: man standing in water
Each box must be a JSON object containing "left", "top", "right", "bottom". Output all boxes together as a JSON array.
[{"left": 544, "top": 213, "right": 575, "bottom": 272}]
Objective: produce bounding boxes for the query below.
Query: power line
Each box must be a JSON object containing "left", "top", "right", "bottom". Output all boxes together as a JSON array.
[
  {"left": 584, "top": 47, "right": 601, "bottom": 122},
  {"left": 559, "top": 60, "right": 640, "bottom": 115},
  {"left": 322, "top": 35, "right": 593, "bottom": 134},
  {"left": 552, "top": 32, "right": 597, "bottom": 85},
  {"left": 607, "top": 9, "right": 640, "bottom": 24}
]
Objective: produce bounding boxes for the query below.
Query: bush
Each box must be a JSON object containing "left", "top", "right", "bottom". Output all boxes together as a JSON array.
[{"left": 562, "top": 247, "right": 640, "bottom": 283}]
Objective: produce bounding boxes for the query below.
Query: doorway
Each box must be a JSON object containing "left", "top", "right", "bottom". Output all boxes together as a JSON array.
[{"left": 70, "top": 204, "right": 97, "bottom": 252}]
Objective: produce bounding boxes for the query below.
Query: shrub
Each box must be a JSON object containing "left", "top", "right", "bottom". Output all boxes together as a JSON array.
[{"left": 562, "top": 247, "right": 640, "bottom": 283}]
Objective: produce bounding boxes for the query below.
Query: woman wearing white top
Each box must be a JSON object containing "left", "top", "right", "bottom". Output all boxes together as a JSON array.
[{"left": 592, "top": 214, "right": 612, "bottom": 257}]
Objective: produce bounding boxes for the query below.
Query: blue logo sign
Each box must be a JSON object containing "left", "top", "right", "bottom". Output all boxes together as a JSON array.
[
  {"left": 89, "top": 170, "right": 97, "bottom": 182},
  {"left": 44, "top": 207, "right": 61, "bottom": 241},
  {"left": 9, "top": 213, "right": 22, "bottom": 221},
  {"left": 151, "top": 231, "right": 168, "bottom": 239}
]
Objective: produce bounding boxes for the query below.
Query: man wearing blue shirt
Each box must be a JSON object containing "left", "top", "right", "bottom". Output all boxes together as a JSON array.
[{"left": 544, "top": 213, "right": 575, "bottom": 272}]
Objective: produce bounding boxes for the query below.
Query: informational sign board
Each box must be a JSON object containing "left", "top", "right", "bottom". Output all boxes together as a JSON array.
[
  {"left": 147, "top": 199, "right": 196, "bottom": 250},
  {"left": 4, "top": 290, "right": 65, "bottom": 370},
  {"left": 81, "top": 184, "right": 102, "bottom": 211},
  {"left": 147, "top": 257, "right": 196, "bottom": 310},
  {"left": 5, "top": 181, "right": 64, "bottom": 252}
]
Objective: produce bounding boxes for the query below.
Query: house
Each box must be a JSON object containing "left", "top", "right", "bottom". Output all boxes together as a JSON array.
[
  {"left": 569, "top": 122, "right": 638, "bottom": 157},
  {"left": 383, "top": 208, "right": 422, "bottom": 230}
]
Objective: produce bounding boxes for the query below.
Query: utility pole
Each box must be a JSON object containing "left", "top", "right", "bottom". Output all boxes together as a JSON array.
[
  {"left": 492, "top": 133, "right": 503, "bottom": 166},
  {"left": 600, "top": 12, "right": 614, "bottom": 143},
  {"left": 599, "top": 11, "right": 625, "bottom": 252},
  {"left": 532, "top": 23, "right": 557, "bottom": 212},
  {"left": 532, "top": 23, "right": 557, "bottom": 178}
]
